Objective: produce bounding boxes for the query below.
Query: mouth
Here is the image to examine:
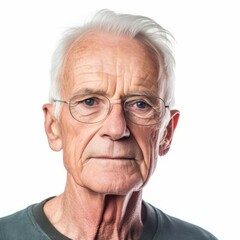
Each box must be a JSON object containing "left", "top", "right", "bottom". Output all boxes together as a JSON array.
[{"left": 91, "top": 156, "right": 134, "bottom": 161}]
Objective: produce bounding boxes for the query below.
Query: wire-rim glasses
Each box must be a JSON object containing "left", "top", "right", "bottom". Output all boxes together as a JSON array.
[{"left": 53, "top": 93, "right": 169, "bottom": 126}]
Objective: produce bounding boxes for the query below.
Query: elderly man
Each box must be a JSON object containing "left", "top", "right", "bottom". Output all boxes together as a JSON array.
[{"left": 0, "top": 9, "right": 217, "bottom": 240}]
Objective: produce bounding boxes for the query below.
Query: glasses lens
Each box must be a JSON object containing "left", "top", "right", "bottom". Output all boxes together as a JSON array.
[
  {"left": 68, "top": 94, "right": 166, "bottom": 125},
  {"left": 124, "top": 95, "right": 165, "bottom": 125},
  {"left": 69, "top": 94, "right": 110, "bottom": 123}
]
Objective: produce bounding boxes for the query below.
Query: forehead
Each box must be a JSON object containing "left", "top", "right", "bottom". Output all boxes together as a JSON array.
[{"left": 61, "top": 31, "right": 161, "bottom": 97}]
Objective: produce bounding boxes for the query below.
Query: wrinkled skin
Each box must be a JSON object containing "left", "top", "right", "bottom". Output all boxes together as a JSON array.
[{"left": 43, "top": 31, "right": 179, "bottom": 240}]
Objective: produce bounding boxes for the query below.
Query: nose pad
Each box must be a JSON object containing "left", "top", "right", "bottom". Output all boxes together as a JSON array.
[{"left": 99, "top": 104, "right": 130, "bottom": 140}]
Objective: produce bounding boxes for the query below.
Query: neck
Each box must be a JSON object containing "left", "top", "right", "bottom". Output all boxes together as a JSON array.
[{"left": 44, "top": 177, "right": 144, "bottom": 240}]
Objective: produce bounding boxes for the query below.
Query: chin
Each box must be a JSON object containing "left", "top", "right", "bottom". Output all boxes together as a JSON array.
[{"left": 84, "top": 173, "right": 143, "bottom": 195}]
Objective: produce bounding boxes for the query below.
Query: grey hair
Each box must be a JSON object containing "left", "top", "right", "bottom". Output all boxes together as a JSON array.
[{"left": 49, "top": 9, "right": 176, "bottom": 124}]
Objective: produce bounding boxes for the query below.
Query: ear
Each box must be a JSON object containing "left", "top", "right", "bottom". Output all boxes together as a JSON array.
[
  {"left": 42, "top": 104, "right": 62, "bottom": 151},
  {"left": 159, "top": 109, "right": 180, "bottom": 156}
]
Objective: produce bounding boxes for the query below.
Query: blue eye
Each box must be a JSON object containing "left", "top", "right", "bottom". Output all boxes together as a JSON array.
[
  {"left": 84, "top": 98, "right": 95, "bottom": 106},
  {"left": 136, "top": 101, "right": 149, "bottom": 109}
]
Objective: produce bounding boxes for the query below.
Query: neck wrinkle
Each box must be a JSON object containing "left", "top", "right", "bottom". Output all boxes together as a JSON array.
[
  {"left": 94, "top": 192, "right": 144, "bottom": 239},
  {"left": 44, "top": 177, "right": 144, "bottom": 239}
]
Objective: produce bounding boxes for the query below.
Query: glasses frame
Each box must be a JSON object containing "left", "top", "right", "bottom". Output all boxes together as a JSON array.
[{"left": 53, "top": 93, "right": 169, "bottom": 126}]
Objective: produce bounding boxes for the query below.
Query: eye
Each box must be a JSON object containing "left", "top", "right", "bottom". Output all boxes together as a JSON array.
[
  {"left": 135, "top": 101, "right": 150, "bottom": 109},
  {"left": 125, "top": 98, "right": 152, "bottom": 112},
  {"left": 83, "top": 98, "right": 96, "bottom": 106},
  {"left": 71, "top": 96, "right": 101, "bottom": 109}
]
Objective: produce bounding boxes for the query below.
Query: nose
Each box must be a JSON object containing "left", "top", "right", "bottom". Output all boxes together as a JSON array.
[{"left": 99, "top": 104, "right": 130, "bottom": 140}]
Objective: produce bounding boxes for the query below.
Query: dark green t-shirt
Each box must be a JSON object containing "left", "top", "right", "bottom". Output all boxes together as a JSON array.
[{"left": 0, "top": 198, "right": 218, "bottom": 240}]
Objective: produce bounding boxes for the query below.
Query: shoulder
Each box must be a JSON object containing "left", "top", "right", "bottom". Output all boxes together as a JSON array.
[
  {"left": 0, "top": 204, "right": 49, "bottom": 240},
  {"left": 144, "top": 202, "right": 218, "bottom": 240}
]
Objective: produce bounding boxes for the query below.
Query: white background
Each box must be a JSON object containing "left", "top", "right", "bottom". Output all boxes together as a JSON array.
[{"left": 0, "top": 1, "right": 239, "bottom": 239}]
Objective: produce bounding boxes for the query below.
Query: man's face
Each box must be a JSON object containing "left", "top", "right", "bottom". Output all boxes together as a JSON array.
[{"left": 55, "top": 32, "right": 164, "bottom": 194}]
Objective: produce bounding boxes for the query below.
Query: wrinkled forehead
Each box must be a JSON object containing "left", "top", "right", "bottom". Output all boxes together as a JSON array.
[{"left": 60, "top": 31, "right": 164, "bottom": 98}]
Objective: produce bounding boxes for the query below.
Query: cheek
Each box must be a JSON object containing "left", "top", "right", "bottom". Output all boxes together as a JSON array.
[
  {"left": 133, "top": 126, "right": 161, "bottom": 180},
  {"left": 137, "top": 126, "right": 160, "bottom": 156},
  {"left": 149, "top": 128, "right": 161, "bottom": 171},
  {"left": 60, "top": 119, "right": 100, "bottom": 176}
]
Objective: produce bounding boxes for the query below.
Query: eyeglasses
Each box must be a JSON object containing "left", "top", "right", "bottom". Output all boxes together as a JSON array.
[{"left": 54, "top": 93, "right": 169, "bottom": 125}]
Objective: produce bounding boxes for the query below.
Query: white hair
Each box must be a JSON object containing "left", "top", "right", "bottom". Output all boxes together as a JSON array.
[{"left": 49, "top": 9, "right": 176, "bottom": 126}]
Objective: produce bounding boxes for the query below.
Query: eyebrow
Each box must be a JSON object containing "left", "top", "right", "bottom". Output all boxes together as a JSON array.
[
  {"left": 72, "top": 88, "right": 159, "bottom": 98},
  {"left": 126, "top": 91, "right": 159, "bottom": 98},
  {"left": 73, "top": 88, "right": 107, "bottom": 96}
]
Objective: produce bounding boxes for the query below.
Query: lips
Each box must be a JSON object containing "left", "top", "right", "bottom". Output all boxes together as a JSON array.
[
  {"left": 91, "top": 156, "right": 134, "bottom": 160},
  {"left": 82, "top": 141, "right": 142, "bottom": 163}
]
